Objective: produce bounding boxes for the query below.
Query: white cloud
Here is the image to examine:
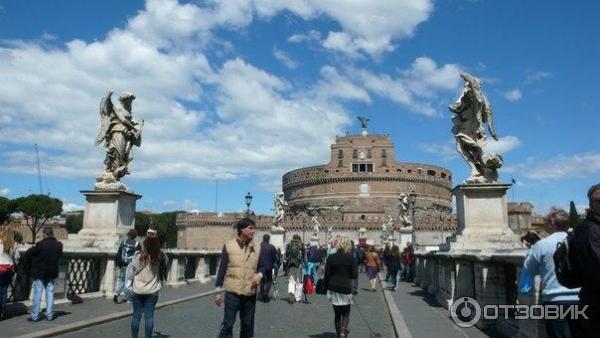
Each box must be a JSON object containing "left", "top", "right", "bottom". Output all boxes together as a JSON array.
[
  {"left": 273, "top": 46, "right": 299, "bottom": 69},
  {"left": 419, "top": 140, "right": 457, "bottom": 161},
  {"left": 509, "top": 152, "right": 600, "bottom": 180},
  {"left": 484, "top": 135, "right": 521, "bottom": 154},
  {"left": 0, "top": 188, "right": 9, "bottom": 197},
  {"left": 62, "top": 202, "right": 84, "bottom": 212},
  {"left": 503, "top": 88, "right": 522, "bottom": 102},
  {"left": 525, "top": 70, "right": 551, "bottom": 84},
  {"left": 288, "top": 30, "right": 321, "bottom": 43},
  {"left": 183, "top": 199, "right": 200, "bottom": 213},
  {"left": 356, "top": 57, "right": 463, "bottom": 116}
]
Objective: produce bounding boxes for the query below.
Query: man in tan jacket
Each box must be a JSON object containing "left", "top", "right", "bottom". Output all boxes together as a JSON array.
[{"left": 214, "top": 218, "right": 265, "bottom": 338}]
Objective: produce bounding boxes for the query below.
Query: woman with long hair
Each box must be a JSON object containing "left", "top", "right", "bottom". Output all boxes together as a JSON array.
[
  {"left": 0, "top": 226, "right": 19, "bottom": 320},
  {"left": 324, "top": 236, "right": 358, "bottom": 338},
  {"left": 387, "top": 245, "right": 401, "bottom": 291},
  {"left": 130, "top": 231, "right": 168, "bottom": 338}
]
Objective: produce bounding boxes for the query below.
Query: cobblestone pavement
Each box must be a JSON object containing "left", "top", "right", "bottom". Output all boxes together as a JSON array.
[{"left": 55, "top": 275, "right": 394, "bottom": 338}]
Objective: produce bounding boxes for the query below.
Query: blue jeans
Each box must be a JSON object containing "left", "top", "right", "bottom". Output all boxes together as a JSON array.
[
  {"left": 0, "top": 286, "right": 8, "bottom": 312},
  {"left": 114, "top": 267, "right": 127, "bottom": 297},
  {"left": 219, "top": 292, "right": 256, "bottom": 338},
  {"left": 305, "top": 262, "right": 319, "bottom": 284},
  {"left": 390, "top": 269, "right": 399, "bottom": 289},
  {"left": 31, "top": 278, "right": 55, "bottom": 320},
  {"left": 131, "top": 292, "right": 159, "bottom": 338}
]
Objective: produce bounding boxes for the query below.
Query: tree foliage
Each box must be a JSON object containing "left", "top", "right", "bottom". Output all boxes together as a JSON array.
[
  {"left": 13, "top": 194, "right": 63, "bottom": 243},
  {"left": 569, "top": 201, "right": 582, "bottom": 228},
  {"left": 66, "top": 212, "right": 84, "bottom": 234},
  {"left": 0, "top": 196, "right": 15, "bottom": 224},
  {"left": 135, "top": 211, "right": 181, "bottom": 248}
]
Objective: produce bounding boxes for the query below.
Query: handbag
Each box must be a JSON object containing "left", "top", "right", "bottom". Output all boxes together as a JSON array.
[{"left": 303, "top": 275, "right": 314, "bottom": 295}]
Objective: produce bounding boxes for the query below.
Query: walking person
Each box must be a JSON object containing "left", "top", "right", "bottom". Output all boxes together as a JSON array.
[
  {"left": 324, "top": 236, "right": 358, "bottom": 338},
  {"left": 258, "top": 234, "right": 277, "bottom": 302},
  {"left": 0, "top": 226, "right": 19, "bottom": 320},
  {"left": 363, "top": 246, "right": 381, "bottom": 291},
  {"left": 285, "top": 235, "right": 304, "bottom": 304},
  {"left": 568, "top": 183, "right": 600, "bottom": 337},
  {"left": 521, "top": 208, "right": 583, "bottom": 338},
  {"left": 387, "top": 245, "right": 401, "bottom": 291},
  {"left": 306, "top": 242, "right": 322, "bottom": 285},
  {"left": 129, "top": 230, "right": 168, "bottom": 338},
  {"left": 402, "top": 243, "right": 415, "bottom": 283},
  {"left": 214, "top": 218, "right": 265, "bottom": 338},
  {"left": 114, "top": 229, "right": 141, "bottom": 304},
  {"left": 25, "top": 227, "right": 63, "bottom": 322}
]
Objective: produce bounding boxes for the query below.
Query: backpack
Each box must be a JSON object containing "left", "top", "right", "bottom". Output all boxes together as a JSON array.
[
  {"left": 553, "top": 233, "right": 582, "bottom": 289},
  {"left": 120, "top": 240, "right": 138, "bottom": 266},
  {"left": 287, "top": 240, "right": 303, "bottom": 266}
]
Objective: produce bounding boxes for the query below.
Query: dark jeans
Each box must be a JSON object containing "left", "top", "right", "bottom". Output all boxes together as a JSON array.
[
  {"left": 259, "top": 280, "right": 272, "bottom": 301},
  {"left": 219, "top": 291, "right": 256, "bottom": 338},
  {"left": 544, "top": 301, "right": 585, "bottom": 338},
  {"left": 131, "top": 292, "right": 159, "bottom": 338},
  {"left": 389, "top": 269, "right": 399, "bottom": 289}
]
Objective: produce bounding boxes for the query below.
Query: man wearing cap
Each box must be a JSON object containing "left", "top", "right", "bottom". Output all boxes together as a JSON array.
[
  {"left": 214, "top": 218, "right": 266, "bottom": 338},
  {"left": 570, "top": 183, "right": 600, "bottom": 337}
]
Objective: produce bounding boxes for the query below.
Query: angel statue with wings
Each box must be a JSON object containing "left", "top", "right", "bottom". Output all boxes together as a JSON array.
[
  {"left": 450, "top": 74, "right": 502, "bottom": 183},
  {"left": 272, "top": 192, "right": 287, "bottom": 227},
  {"left": 94, "top": 91, "right": 144, "bottom": 190}
]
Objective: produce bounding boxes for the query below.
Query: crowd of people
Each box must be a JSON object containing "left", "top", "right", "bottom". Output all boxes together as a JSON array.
[
  {"left": 0, "top": 183, "right": 598, "bottom": 338},
  {"left": 212, "top": 216, "right": 417, "bottom": 338}
]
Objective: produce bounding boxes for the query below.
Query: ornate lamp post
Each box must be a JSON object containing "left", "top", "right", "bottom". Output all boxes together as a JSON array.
[
  {"left": 245, "top": 192, "right": 253, "bottom": 216},
  {"left": 409, "top": 192, "right": 417, "bottom": 247}
]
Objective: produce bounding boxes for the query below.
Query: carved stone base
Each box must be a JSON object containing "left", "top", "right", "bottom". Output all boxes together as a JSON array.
[
  {"left": 66, "top": 190, "right": 141, "bottom": 249},
  {"left": 94, "top": 171, "right": 130, "bottom": 192},
  {"left": 269, "top": 226, "right": 286, "bottom": 251},
  {"left": 441, "top": 183, "right": 522, "bottom": 253}
]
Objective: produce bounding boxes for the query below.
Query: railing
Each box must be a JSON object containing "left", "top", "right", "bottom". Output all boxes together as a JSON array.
[
  {"left": 8, "top": 247, "right": 221, "bottom": 304},
  {"left": 414, "top": 250, "right": 547, "bottom": 338}
]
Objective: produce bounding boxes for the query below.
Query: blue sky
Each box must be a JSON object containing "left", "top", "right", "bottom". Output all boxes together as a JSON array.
[{"left": 0, "top": 0, "right": 598, "bottom": 216}]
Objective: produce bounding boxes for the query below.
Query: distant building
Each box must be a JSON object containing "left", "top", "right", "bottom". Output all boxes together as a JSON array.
[{"left": 177, "top": 125, "right": 455, "bottom": 249}]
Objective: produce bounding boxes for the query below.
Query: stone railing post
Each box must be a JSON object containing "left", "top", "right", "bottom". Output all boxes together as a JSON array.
[
  {"left": 100, "top": 257, "right": 116, "bottom": 295},
  {"left": 168, "top": 255, "right": 180, "bottom": 285},
  {"left": 195, "top": 256, "right": 209, "bottom": 283}
]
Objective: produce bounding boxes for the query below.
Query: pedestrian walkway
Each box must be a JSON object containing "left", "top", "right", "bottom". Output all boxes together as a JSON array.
[
  {"left": 382, "top": 278, "right": 498, "bottom": 338},
  {"left": 1, "top": 282, "right": 215, "bottom": 338},
  {"left": 54, "top": 276, "right": 394, "bottom": 338}
]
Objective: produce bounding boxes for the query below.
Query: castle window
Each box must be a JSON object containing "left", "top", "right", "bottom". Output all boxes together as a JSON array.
[
  {"left": 367, "top": 148, "right": 372, "bottom": 158},
  {"left": 352, "top": 163, "right": 373, "bottom": 172},
  {"left": 352, "top": 149, "right": 358, "bottom": 159},
  {"left": 381, "top": 149, "right": 387, "bottom": 158},
  {"left": 338, "top": 149, "right": 343, "bottom": 159},
  {"left": 338, "top": 159, "right": 343, "bottom": 167},
  {"left": 407, "top": 169, "right": 412, "bottom": 173},
  {"left": 427, "top": 170, "right": 436, "bottom": 176},
  {"left": 361, "top": 215, "right": 366, "bottom": 221},
  {"left": 324, "top": 170, "right": 329, "bottom": 173},
  {"left": 382, "top": 160, "right": 387, "bottom": 167},
  {"left": 441, "top": 173, "right": 447, "bottom": 178}
]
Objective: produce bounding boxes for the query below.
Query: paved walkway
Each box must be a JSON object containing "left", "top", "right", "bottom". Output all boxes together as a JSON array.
[
  {"left": 381, "top": 278, "right": 498, "bottom": 338},
  {"left": 1, "top": 274, "right": 501, "bottom": 338},
  {"left": 53, "top": 276, "right": 394, "bottom": 338},
  {"left": 1, "top": 282, "right": 215, "bottom": 338}
]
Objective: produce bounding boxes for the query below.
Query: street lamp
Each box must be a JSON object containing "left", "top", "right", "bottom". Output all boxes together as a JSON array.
[
  {"left": 245, "top": 192, "right": 253, "bottom": 216},
  {"left": 409, "top": 192, "right": 417, "bottom": 247}
]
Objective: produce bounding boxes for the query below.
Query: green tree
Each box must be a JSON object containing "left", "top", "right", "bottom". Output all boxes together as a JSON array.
[
  {"left": 13, "top": 194, "right": 63, "bottom": 243},
  {"left": 0, "top": 196, "right": 15, "bottom": 224},
  {"left": 134, "top": 211, "right": 180, "bottom": 248},
  {"left": 65, "top": 212, "right": 84, "bottom": 234},
  {"left": 569, "top": 201, "right": 582, "bottom": 228}
]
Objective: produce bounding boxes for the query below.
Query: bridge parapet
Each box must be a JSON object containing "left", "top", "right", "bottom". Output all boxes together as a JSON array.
[
  {"left": 9, "top": 247, "right": 220, "bottom": 305},
  {"left": 414, "top": 250, "right": 546, "bottom": 338}
]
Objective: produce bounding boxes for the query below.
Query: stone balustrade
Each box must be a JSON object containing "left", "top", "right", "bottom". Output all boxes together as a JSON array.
[
  {"left": 9, "top": 247, "right": 220, "bottom": 304},
  {"left": 414, "top": 250, "right": 547, "bottom": 338}
]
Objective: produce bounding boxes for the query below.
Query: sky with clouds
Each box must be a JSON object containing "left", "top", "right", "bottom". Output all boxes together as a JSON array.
[{"left": 0, "top": 0, "right": 598, "bottom": 215}]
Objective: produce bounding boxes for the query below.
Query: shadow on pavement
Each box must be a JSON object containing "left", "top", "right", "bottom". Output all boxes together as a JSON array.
[
  {"left": 308, "top": 332, "right": 336, "bottom": 338},
  {"left": 153, "top": 331, "right": 171, "bottom": 337},
  {"left": 408, "top": 288, "right": 442, "bottom": 307}
]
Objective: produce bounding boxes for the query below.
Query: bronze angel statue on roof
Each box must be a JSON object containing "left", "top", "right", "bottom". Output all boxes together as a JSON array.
[
  {"left": 94, "top": 91, "right": 144, "bottom": 190},
  {"left": 450, "top": 74, "right": 502, "bottom": 183}
]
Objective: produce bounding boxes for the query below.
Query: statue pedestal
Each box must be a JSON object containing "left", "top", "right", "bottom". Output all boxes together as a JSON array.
[
  {"left": 398, "top": 226, "right": 413, "bottom": 249},
  {"left": 441, "top": 184, "right": 521, "bottom": 252},
  {"left": 269, "top": 226, "right": 286, "bottom": 251},
  {"left": 67, "top": 190, "right": 141, "bottom": 249}
]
